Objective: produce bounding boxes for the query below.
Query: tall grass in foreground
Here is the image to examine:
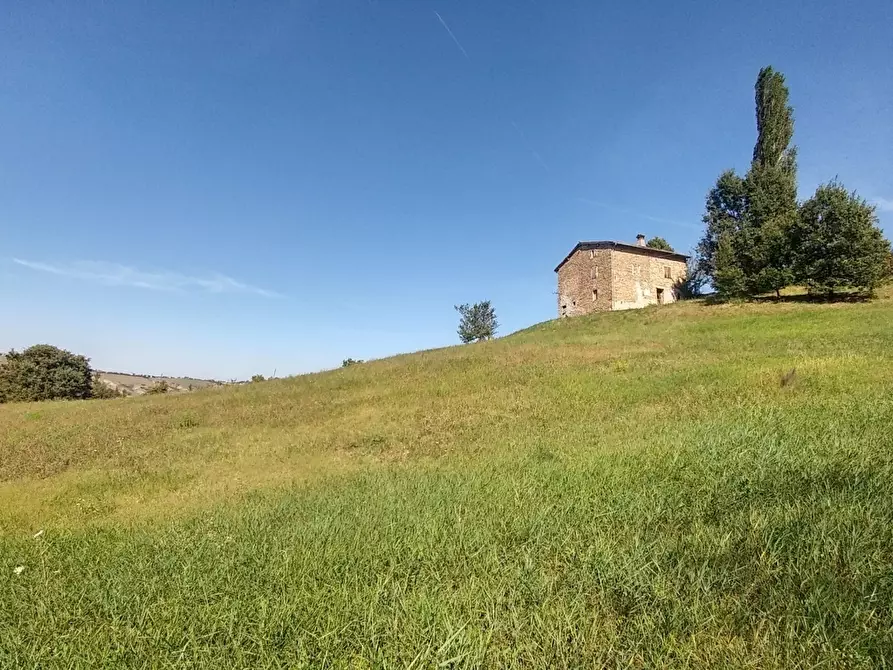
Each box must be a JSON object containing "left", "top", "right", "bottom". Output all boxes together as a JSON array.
[{"left": 2, "top": 296, "right": 893, "bottom": 667}]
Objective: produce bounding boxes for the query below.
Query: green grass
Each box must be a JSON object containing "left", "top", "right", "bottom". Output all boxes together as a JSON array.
[{"left": 2, "top": 294, "right": 893, "bottom": 667}]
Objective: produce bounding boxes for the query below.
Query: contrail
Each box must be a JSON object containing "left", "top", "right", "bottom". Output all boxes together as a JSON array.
[
  {"left": 511, "top": 121, "right": 550, "bottom": 172},
  {"left": 433, "top": 11, "right": 469, "bottom": 60}
]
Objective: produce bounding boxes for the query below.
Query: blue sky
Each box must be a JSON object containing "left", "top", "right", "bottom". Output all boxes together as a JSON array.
[{"left": 2, "top": 0, "right": 891, "bottom": 379}]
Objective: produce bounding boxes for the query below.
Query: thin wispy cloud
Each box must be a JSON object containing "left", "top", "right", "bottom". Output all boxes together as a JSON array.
[
  {"left": 12, "top": 259, "right": 282, "bottom": 298},
  {"left": 873, "top": 197, "right": 893, "bottom": 213},
  {"left": 577, "top": 198, "right": 701, "bottom": 231},
  {"left": 433, "top": 11, "right": 469, "bottom": 60}
]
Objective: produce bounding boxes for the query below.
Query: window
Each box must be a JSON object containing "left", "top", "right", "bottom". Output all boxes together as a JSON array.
[
  {"left": 664, "top": 266, "right": 672, "bottom": 279},
  {"left": 592, "top": 288, "right": 598, "bottom": 301},
  {"left": 589, "top": 249, "right": 594, "bottom": 259},
  {"left": 590, "top": 266, "right": 599, "bottom": 280}
]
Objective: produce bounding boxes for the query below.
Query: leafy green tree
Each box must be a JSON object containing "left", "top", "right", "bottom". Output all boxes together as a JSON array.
[
  {"left": 791, "top": 182, "right": 890, "bottom": 295},
  {"left": 645, "top": 236, "right": 674, "bottom": 252},
  {"left": 713, "top": 234, "right": 747, "bottom": 300},
  {"left": 251, "top": 374, "right": 266, "bottom": 382},
  {"left": 455, "top": 301, "right": 498, "bottom": 343},
  {"left": 696, "top": 169, "right": 747, "bottom": 281},
  {"left": 341, "top": 358, "right": 364, "bottom": 368},
  {"left": 0, "top": 344, "right": 93, "bottom": 403}
]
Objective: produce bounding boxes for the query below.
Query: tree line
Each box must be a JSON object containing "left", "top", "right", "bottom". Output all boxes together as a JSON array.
[{"left": 695, "top": 66, "right": 890, "bottom": 299}]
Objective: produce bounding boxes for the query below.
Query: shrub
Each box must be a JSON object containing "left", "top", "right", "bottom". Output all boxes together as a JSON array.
[
  {"left": 455, "top": 301, "right": 498, "bottom": 343},
  {"left": 0, "top": 345, "right": 93, "bottom": 403},
  {"left": 91, "top": 374, "right": 125, "bottom": 399},
  {"left": 145, "top": 380, "right": 170, "bottom": 395},
  {"left": 251, "top": 374, "right": 266, "bottom": 383},
  {"left": 342, "top": 359, "right": 364, "bottom": 368}
]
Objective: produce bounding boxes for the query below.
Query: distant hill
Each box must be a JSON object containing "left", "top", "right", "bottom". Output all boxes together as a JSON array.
[
  {"left": 93, "top": 370, "right": 222, "bottom": 396},
  {"left": 0, "top": 353, "right": 221, "bottom": 396}
]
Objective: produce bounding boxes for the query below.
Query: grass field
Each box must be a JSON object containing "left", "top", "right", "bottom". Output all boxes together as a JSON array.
[{"left": 2, "top": 294, "right": 893, "bottom": 668}]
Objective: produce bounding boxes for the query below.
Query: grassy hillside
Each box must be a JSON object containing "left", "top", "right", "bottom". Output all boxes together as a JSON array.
[{"left": 2, "top": 295, "right": 893, "bottom": 668}]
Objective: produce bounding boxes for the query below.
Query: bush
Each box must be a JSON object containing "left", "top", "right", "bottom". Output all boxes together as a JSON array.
[
  {"left": 0, "top": 345, "right": 93, "bottom": 403},
  {"left": 251, "top": 374, "right": 266, "bottom": 383},
  {"left": 455, "top": 301, "right": 498, "bottom": 343},
  {"left": 342, "top": 359, "right": 364, "bottom": 368},
  {"left": 91, "top": 374, "right": 125, "bottom": 399},
  {"left": 145, "top": 380, "right": 170, "bottom": 395}
]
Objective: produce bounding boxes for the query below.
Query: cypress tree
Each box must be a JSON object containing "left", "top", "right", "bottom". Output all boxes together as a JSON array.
[
  {"left": 741, "top": 66, "right": 798, "bottom": 297},
  {"left": 752, "top": 67, "right": 796, "bottom": 171}
]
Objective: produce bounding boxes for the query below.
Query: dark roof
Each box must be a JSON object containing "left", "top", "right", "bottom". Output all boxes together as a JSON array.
[{"left": 554, "top": 241, "right": 689, "bottom": 273}]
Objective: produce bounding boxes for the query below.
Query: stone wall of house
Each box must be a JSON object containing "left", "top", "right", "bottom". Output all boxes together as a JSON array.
[
  {"left": 557, "top": 248, "right": 613, "bottom": 317},
  {"left": 610, "top": 249, "right": 688, "bottom": 311}
]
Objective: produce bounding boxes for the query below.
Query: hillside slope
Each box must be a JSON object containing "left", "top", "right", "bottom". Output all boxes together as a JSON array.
[{"left": 2, "top": 296, "right": 893, "bottom": 668}]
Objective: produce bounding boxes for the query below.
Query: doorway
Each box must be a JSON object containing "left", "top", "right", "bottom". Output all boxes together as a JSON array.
[{"left": 656, "top": 288, "right": 665, "bottom": 304}]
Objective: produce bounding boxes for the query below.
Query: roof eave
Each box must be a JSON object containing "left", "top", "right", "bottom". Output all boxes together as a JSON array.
[{"left": 554, "top": 241, "right": 689, "bottom": 272}]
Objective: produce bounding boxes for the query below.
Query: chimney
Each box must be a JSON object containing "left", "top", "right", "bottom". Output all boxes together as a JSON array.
[{"left": 636, "top": 234, "right": 646, "bottom": 247}]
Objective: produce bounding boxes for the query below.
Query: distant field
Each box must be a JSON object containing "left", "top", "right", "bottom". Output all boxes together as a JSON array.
[
  {"left": 94, "top": 370, "right": 222, "bottom": 395},
  {"left": 2, "top": 292, "right": 893, "bottom": 668},
  {"left": 0, "top": 353, "right": 221, "bottom": 395}
]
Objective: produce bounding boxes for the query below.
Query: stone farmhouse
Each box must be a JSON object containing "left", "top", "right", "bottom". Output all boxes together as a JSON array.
[{"left": 555, "top": 234, "right": 688, "bottom": 317}]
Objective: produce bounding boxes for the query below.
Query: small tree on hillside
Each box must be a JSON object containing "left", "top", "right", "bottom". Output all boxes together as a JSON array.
[
  {"left": 455, "top": 301, "right": 498, "bottom": 343},
  {"left": 0, "top": 344, "right": 93, "bottom": 403},
  {"left": 791, "top": 182, "right": 890, "bottom": 296},
  {"left": 646, "top": 236, "right": 674, "bottom": 252},
  {"left": 341, "top": 358, "right": 364, "bottom": 368}
]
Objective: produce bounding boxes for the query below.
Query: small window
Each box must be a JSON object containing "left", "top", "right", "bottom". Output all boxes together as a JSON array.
[
  {"left": 590, "top": 266, "right": 599, "bottom": 280},
  {"left": 589, "top": 249, "right": 594, "bottom": 259},
  {"left": 592, "top": 288, "right": 598, "bottom": 302},
  {"left": 664, "top": 266, "right": 671, "bottom": 279}
]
